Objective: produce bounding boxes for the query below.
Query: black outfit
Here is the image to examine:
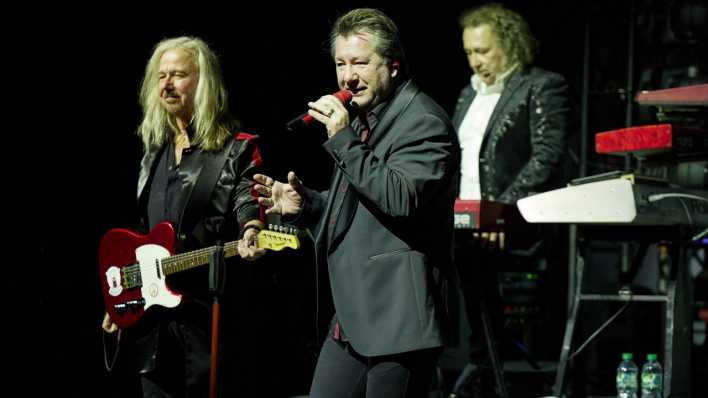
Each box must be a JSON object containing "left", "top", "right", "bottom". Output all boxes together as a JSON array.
[
  {"left": 294, "top": 80, "right": 460, "bottom": 397},
  {"left": 450, "top": 67, "right": 570, "bottom": 395},
  {"left": 311, "top": 334, "right": 443, "bottom": 398},
  {"left": 124, "top": 131, "right": 263, "bottom": 398}
]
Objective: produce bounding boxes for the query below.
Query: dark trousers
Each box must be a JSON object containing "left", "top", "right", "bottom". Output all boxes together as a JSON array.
[
  {"left": 140, "top": 317, "right": 211, "bottom": 398},
  {"left": 457, "top": 248, "right": 505, "bottom": 365},
  {"left": 309, "top": 334, "right": 443, "bottom": 398}
]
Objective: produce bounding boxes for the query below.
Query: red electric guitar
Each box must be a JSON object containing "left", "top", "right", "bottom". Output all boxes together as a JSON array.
[{"left": 99, "top": 222, "right": 300, "bottom": 329}]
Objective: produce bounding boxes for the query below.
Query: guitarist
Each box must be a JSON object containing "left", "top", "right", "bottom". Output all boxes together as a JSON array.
[{"left": 100, "top": 36, "right": 265, "bottom": 398}]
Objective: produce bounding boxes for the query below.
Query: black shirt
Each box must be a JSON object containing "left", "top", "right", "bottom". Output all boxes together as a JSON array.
[{"left": 146, "top": 139, "right": 195, "bottom": 231}]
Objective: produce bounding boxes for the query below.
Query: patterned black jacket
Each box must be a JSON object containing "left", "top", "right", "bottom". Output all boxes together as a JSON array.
[{"left": 451, "top": 67, "right": 570, "bottom": 204}]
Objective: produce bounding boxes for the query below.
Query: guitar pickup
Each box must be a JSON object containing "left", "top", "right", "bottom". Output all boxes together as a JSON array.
[{"left": 114, "top": 298, "right": 146, "bottom": 314}]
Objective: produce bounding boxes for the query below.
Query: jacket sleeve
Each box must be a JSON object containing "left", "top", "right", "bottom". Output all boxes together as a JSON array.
[
  {"left": 229, "top": 134, "right": 264, "bottom": 228},
  {"left": 499, "top": 73, "right": 569, "bottom": 203},
  {"left": 323, "top": 112, "right": 458, "bottom": 220}
]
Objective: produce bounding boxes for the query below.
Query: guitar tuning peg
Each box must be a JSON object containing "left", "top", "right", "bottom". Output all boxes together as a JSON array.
[{"left": 268, "top": 223, "right": 274, "bottom": 231}]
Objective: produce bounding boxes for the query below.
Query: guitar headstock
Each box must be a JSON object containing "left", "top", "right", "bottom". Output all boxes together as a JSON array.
[{"left": 257, "top": 224, "right": 301, "bottom": 251}]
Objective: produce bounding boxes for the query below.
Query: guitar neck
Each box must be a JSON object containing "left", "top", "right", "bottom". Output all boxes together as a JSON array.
[{"left": 161, "top": 240, "right": 240, "bottom": 276}]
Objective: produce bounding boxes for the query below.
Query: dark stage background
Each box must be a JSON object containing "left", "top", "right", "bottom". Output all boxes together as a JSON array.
[{"left": 29, "top": 0, "right": 707, "bottom": 396}]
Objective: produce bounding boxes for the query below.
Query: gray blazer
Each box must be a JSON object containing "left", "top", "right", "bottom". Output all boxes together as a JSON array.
[{"left": 298, "top": 80, "right": 461, "bottom": 356}]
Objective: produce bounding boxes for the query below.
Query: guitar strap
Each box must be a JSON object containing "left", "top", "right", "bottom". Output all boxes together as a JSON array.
[{"left": 178, "top": 136, "right": 238, "bottom": 245}]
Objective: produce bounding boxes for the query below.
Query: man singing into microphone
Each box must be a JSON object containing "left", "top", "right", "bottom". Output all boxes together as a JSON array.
[{"left": 254, "top": 8, "right": 460, "bottom": 398}]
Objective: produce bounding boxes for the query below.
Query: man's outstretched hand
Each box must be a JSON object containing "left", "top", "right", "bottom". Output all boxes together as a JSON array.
[{"left": 253, "top": 171, "right": 304, "bottom": 217}]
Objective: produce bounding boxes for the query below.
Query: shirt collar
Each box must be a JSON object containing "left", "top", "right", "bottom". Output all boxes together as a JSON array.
[
  {"left": 471, "top": 63, "right": 519, "bottom": 95},
  {"left": 352, "top": 82, "right": 401, "bottom": 134}
]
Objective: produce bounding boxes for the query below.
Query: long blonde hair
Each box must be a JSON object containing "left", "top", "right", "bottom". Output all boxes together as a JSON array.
[{"left": 138, "top": 36, "right": 233, "bottom": 152}]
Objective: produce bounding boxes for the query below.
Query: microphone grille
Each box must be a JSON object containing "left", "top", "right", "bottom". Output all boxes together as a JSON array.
[{"left": 334, "top": 90, "right": 353, "bottom": 104}]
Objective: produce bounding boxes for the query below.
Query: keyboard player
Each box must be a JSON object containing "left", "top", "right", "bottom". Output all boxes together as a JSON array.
[{"left": 448, "top": 4, "right": 573, "bottom": 397}]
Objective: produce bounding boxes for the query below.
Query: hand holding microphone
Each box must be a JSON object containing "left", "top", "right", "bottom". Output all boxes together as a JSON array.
[
  {"left": 286, "top": 90, "right": 353, "bottom": 134},
  {"left": 309, "top": 90, "right": 354, "bottom": 137}
]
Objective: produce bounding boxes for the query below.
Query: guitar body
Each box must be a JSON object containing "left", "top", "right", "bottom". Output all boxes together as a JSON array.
[
  {"left": 99, "top": 222, "right": 182, "bottom": 329},
  {"left": 99, "top": 221, "right": 300, "bottom": 329}
]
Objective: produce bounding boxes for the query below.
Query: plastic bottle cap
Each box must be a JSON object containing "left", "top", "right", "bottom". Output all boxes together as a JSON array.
[
  {"left": 647, "top": 353, "right": 658, "bottom": 361},
  {"left": 622, "top": 353, "right": 633, "bottom": 360}
]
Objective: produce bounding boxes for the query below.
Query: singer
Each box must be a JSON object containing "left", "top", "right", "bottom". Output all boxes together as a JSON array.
[{"left": 254, "top": 8, "right": 460, "bottom": 398}]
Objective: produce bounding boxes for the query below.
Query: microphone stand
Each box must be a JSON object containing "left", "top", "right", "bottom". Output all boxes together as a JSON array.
[{"left": 208, "top": 241, "right": 226, "bottom": 398}]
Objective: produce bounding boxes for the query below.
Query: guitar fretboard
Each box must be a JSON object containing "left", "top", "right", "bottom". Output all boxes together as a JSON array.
[{"left": 161, "top": 240, "right": 240, "bottom": 276}]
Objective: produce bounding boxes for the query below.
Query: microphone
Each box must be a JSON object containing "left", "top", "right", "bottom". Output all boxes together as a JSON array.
[{"left": 286, "top": 89, "right": 353, "bottom": 131}]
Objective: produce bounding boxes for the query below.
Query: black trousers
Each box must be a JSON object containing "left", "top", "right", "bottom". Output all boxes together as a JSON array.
[
  {"left": 456, "top": 246, "right": 505, "bottom": 365},
  {"left": 139, "top": 312, "right": 211, "bottom": 398},
  {"left": 309, "top": 334, "right": 443, "bottom": 398}
]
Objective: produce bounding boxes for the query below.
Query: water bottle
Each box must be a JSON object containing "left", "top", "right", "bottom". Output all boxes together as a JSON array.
[
  {"left": 641, "top": 353, "right": 663, "bottom": 398},
  {"left": 616, "top": 352, "right": 638, "bottom": 398}
]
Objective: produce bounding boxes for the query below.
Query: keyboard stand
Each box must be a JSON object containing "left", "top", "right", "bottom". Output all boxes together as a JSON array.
[{"left": 552, "top": 231, "right": 693, "bottom": 398}]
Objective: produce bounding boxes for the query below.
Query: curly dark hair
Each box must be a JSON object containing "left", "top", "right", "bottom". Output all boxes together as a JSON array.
[{"left": 459, "top": 3, "right": 538, "bottom": 67}]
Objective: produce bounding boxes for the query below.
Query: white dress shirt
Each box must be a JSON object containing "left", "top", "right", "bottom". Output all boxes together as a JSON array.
[{"left": 458, "top": 65, "right": 517, "bottom": 200}]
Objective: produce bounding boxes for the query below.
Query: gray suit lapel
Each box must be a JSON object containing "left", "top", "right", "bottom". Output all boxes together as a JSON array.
[
  {"left": 326, "top": 80, "right": 419, "bottom": 247},
  {"left": 366, "top": 80, "right": 419, "bottom": 148},
  {"left": 326, "top": 169, "right": 346, "bottom": 247}
]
